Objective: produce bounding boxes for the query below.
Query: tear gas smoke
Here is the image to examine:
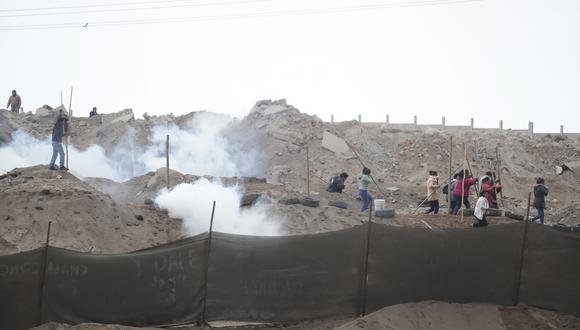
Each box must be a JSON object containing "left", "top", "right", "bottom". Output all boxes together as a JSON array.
[
  {"left": 155, "top": 179, "right": 281, "bottom": 236},
  {"left": 0, "top": 130, "right": 126, "bottom": 181}
]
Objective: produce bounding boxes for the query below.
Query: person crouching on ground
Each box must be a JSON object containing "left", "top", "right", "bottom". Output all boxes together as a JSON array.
[
  {"left": 49, "top": 109, "right": 69, "bottom": 170},
  {"left": 326, "top": 172, "right": 349, "bottom": 193},
  {"left": 473, "top": 191, "right": 489, "bottom": 228},
  {"left": 426, "top": 170, "right": 440, "bottom": 214},
  {"left": 358, "top": 167, "right": 373, "bottom": 212},
  {"left": 531, "top": 177, "right": 549, "bottom": 224}
]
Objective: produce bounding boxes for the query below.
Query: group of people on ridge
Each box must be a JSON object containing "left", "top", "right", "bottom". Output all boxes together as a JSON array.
[{"left": 327, "top": 165, "right": 550, "bottom": 228}]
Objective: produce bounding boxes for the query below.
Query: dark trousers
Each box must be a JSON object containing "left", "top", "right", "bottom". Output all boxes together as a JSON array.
[
  {"left": 473, "top": 214, "right": 488, "bottom": 227},
  {"left": 452, "top": 196, "right": 470, "bottom": 215},
  {"left": 426, "top": 200, "right": 439, "bottom": 214},
  {"left": 531, "top": 207, "right": 545, "bottom": 224}
]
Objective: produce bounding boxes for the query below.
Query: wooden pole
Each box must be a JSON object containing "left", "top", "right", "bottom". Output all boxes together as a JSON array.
[
  {"left": 60, "top": 91, "right": 63, "bottom": 106},
  {"left": 66, "top": 87, "right": 73, "bottom": 169},
  {"left": 514, "top": 192, "right": 531, "bottom": 305},
  {"left": 201, "top": 201, "right": 216, "bottom": 326},
  {"left": 306, "top": 146, "right": 310, "bottom": 196},
  {"left": 496, "top": 146, "right": 504, "bottom": 207},
  {"left": 448, "top": 137, "right": 453, "bottom": 214},
  {"left": 525, "top": 191, "right": 532, "bottom": 222},
  {"left": 460, "top": 143, "right": 467, "bottom": 222},
  {"left": 360, "top": 200, "right": 373, "bottom": 316},
  {"left": 36, "top": 221, "right": 52, "bottom": 326},
  {"left": 166, "top": 135, "right": 170, "bottom": 189}
]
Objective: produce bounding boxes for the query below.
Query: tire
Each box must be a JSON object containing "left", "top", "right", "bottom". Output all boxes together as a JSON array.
[
  {"left": 505, "top": 211, "right": 524, "bottom": 221},
  {"left": 328, "top": 201, "right": 348, "bottom": 209},
  {"left": 300, "top": 197, "right": 320, "bottom": 208},
  {"left": 375, "top": 208, "right": 395, "bottom": 218}
]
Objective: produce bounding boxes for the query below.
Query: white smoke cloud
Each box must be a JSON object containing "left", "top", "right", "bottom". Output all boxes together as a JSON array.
[
  {"left": 0, "top": 130, "right": 125, "bottom": 181},
  {"left": 155, "top": 179, "right": 281, "bottom": 236},
  {"left": 138, "top": 112, "right": 262, "bottom": 177}
]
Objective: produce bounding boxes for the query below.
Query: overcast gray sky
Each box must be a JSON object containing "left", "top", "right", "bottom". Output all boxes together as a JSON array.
[{"left": 1, "top": 0, "right": 579, "bottom": 132}]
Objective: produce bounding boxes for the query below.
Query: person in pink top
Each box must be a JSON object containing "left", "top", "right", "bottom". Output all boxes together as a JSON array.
[{"left": 452, "top": 170, "right": 478, "bottom": 215}]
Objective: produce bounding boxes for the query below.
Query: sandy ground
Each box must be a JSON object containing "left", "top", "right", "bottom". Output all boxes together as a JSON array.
[{"left": 29, "top": 301, "right": 580, "bottom": 330}]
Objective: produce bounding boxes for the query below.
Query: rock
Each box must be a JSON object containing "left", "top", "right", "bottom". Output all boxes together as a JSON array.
[
  {"left": 328, "top": 201, "right": 348, "bottom": 209},
  {"left": 144, "top": 198, "right": 154, "bottom": 205},
  {"left": 40, "top": 188, "right": 51, "bottom": 195},
  {"left": 240, "top": 193, "right": 261, "bottom": 207},
  {"left": 299, "top": 196, "right": 320, "bottom": 208},
  {"left": 375, "top": 208, "right": 396, "bottom": 218},
  {"left": 505, "top": 211, "right": 524, "bottom": 221},
  {"left": 243, "top": 177, "right": 267, "bottom": 184},
  {"left": 135, "top": 215, "right": 144, "bottom": 221},
  {"left": 385, "top": 187, "right": 400, "bottom": 195},
  {"left": 278, "top": 197, "right": 300, "bottom": 205}
]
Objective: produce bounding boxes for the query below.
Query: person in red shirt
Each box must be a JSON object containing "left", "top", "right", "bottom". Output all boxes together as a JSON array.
[
  {"left": 480, "top": 177, "right": 502, "bottom": 208},
  {"left": 452, "top": 170, "right": 478, "bottom": 215}
]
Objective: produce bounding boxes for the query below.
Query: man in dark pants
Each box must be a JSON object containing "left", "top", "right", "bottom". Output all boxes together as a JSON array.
[
  {"left": 49, "top": 109, "right": 69, "bottom": 170},
  {"left": 531, "top": 177, "right": 549, "bottom": 224},
  {"left": 326, "top": 172, "right": 348, "bottom": 193}
]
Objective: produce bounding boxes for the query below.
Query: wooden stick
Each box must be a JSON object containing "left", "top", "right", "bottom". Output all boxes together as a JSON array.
[
  {"left": 525, "top": 191, "right": 532, "bottom": 222},
  {"left": 421, "top": 220, "right": 433, "bottom": 230},
  {"left": 306, "top": 146, "right": 310, "bottom": 196},
  {"left": 343, "top": 140, "right": 387, "bottom": 198},
  {"left": 460, "top": 143, "right": 467, "bottom": 222},
  {"left": 166, "top": 135, "right": 170, "bottom": 189},
  {"left": 496, "top": 146, "right": 505, "bottom": 207},
  {"left": 448, "top": 137, "right": 453, "bottom": 214}
]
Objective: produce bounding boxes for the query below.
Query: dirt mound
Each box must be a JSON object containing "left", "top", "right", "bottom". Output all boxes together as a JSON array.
[
  {"left": 336, "top": 301, "right": 580, "bottom": 330},
  {"left": 0, "top": 165, "right": 183, "bottom": 256}
]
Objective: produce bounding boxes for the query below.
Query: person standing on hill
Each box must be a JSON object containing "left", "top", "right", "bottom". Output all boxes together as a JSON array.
[
  {"left": 452, "top": 170, "right": 478, "bottom": 215},
  {"left": 89, "top": 106, "right": 98, "bottom": 118},
  {"left": 358, "top": 167, "right": 373, "bottom": 212},
  {"left": 326, "top": 172, "right": 349, "bottom": 193},
  {"left": 49, "top": 109, "right": 69, "bottom": 171},
  {"left": 531, "top": 177, "right": 549, "bottom": 224},
  {"left": 6, "top": 90, "right": 21, "bottom": 113},
  {"left": 425, "top": 170, "right": 440, "bottom": 214}
]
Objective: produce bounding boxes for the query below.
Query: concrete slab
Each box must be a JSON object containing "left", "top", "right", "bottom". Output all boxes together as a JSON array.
[{"left": 322, "top": 131, "right": 350, "bottom": 154}]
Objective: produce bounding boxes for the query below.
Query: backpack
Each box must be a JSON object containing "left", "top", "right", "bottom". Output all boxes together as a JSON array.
[{"left": 442, "top": 184, "right": 449, "bottom": 195}]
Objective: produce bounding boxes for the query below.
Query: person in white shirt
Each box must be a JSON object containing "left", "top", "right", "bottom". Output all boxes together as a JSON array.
[{"left": 473, "top": 191, "right": 489, "bottom": 228}]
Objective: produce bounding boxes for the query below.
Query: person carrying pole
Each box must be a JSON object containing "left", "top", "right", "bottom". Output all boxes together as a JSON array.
[
  {"left": 452, "top": 170, "right": 478, "bottom": 215},
  {"left": 425, "top": 170, "right": 440, "bottom": 214},
  {"left": 49, "top": 109, "right": 69, "bottom": 171},
  {"left": 358, "top": 167, "right": 373, "bottom": 212}
]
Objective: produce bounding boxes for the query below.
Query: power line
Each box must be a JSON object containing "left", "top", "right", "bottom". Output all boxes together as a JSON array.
[
  {"left": 0, "top": 0, "right": 270, "bottom": 18},
  {"left": 0, "top": 0, "right": 266, "bottom": 12},
  {"left": 0, "top": 0, "right": 483, "bottom": 31}
]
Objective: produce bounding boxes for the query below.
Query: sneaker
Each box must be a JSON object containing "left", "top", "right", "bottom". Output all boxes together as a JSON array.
[
  {"left": 59, "top": 166, "right": 69, "bottom": 171},
  {"left": 49, "top": 165, "right": 57, "bottom": 170}
]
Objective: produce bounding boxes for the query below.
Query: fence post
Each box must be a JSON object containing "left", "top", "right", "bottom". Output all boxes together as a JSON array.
[
  {"left": 499, "top": 120, "right": 503, "bottom": 131},
  {"left": 514, "top": 192, "right": 531, "bottom": 305},
  {"left": 442, "top": 116, "right": 445, "bottom": 129},
  {"left": 166, "top": 135, "right": 170, "bottom": 189},
  {"left": 360, "top": 200, "right": 373, "bottom": 316},
  {"left": 560, "top": 125, "right": 564, "bottom": 136},
  {"left": 201, "top": 201, "right": 217, "bottom": 326},
  {"left": 386, "top": 114, "right": 389, "bottom": 124},
  {"left": 331, "top": 115, "right": 334, "bottom": 124},
  {"left": 413, "top": 115, "right": 417, "bottom": 129},
  {"left": 36, "top": 221, "right": 52, "bottom": 326},
  {"left": 358, "top": 114, "right": 361, "bottom": 122},
  {"left": 470, "top": 118, "right": 474, "bottom": 130},
  {"left": 528, "top": 122, "right": 534, "bottom": 138}
]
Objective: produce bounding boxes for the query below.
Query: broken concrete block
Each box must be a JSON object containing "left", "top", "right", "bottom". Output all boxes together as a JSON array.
[
  {"left": 375, "top": 208, "right": 396, "bottom": 218},
  {"left": 322, "top": 131, "right": 350, "bottom": 154}
]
